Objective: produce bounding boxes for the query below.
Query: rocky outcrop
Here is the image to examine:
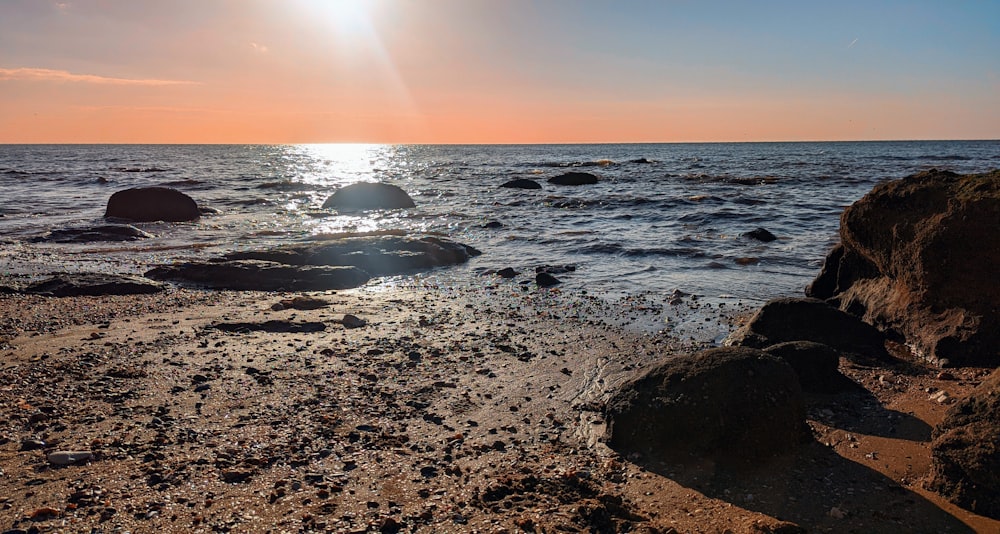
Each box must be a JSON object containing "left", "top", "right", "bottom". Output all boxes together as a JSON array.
[
  {"left": 105, "top": 187, "right": 200, "bottom": 222},
  {"left": 928, "top": 369, "right": 1000, "bottom": 519},
  {"left": 32, "top": 224, "right": 153, "bottom": 243},
  {"left": 807, "top": 169, "right": 1000, "bottom": 366},
  {"left": 604, "top": 347, "right": 808, "bottom": 464},
  {"left": 548, "top": 172, "right": 598, "bottom": 186},
  {"left": 222, "top": 235, "right": 480, "bottom": 277},
  {"left": 726, "top": 297, "right": 889, "bottom": 360},
  {"left": 145, "top": 260, "right": 370, "bottom": 291},
  {"left": 21, "top": 273, "right": 165, "bottom": 297},
  {"left": 321, "top": 182, "right": 415, "bottom": 210},
  {"left": 500, "top": 179, "right": 542, "bottom": 190}
]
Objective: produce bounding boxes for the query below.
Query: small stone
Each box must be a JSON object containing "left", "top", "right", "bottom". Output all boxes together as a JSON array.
[
  {"left": 828, "top": 507, "right": 845, "bottom": 519},
  {"left": 47, "top": 450, "right": 94, "bottom": 465},
  {"left": 341, "top": 314, "right": 367, "bottom": 329},
  {"left": 536, "top": 273, "right": 561, "bottom": 287},
  {"left": 19, "top": 439, "right": 46, "bottom": 451}
]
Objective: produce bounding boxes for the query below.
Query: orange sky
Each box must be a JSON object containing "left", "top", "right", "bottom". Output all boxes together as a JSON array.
[{"left": 1, "top": 0, "right": 998, "bottom": 143}]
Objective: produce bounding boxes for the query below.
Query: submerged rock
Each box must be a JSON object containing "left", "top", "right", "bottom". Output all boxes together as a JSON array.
[
  {"left": 32, "top": 224, "right": 154, "bottom": 243},
  {"left": 807, "top": 169, "right": 1000, "bottom": 366},
  {"left": 500, "top": 178, "right": 542, "bottom": 190},
  {"left": 321, "top": 182, "right": 415, "bottom": 210},
  {"left": 548, "top": 172, "right": 598, "bottom": 186},
  {"left": 928, "top": 368, "right": 1000, "bottom": 519},
  {"left": 22, "top": 273, "right": 165, "bottom": 297},
  {"left": 604, "top": 347, "right": 808, "bottom": 464},
  {"left": 726, "top": 297, "right": 888, "bottom": 360},
  {"left": 146, "top": 260, "right": 370, "bottom": 291},
  {"left": 105, "top": 186, "right": 200, "bottom": 222},
  {"left": 742, "top": 227, "right": 778, "bottom": 242},
  {"left": 223, "top": 235, "right": 481, "bottom": 277}
]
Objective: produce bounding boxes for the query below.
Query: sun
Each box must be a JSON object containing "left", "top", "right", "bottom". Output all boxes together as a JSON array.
[{"left": 299, "top": 0, "right": 375, "bottom": 37}]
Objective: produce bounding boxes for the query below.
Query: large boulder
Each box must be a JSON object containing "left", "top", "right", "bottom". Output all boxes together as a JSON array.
[
  {"left": 807, "top": 169, "right": 1000, "bottom": 366},
  {"left": 726, "top": 297, "right": 889, "bottom": 360},
  {"left": 548, "top": 172, "right": 598, "bottom": 186},
  {"left": 223, "top": 235, "right": 480, "bottom": 277},
  {"left": 927, "top": 369, "right": 1000, "bottom": 519},
  {"left": 321, "top": 182, "right": 415, "bottom": 210},
  {"left": 604, "top": 347, "right": 808, "bottom": 464},
  {"left": 145, "top": 260, "right": 370, "bottom": 291},
  {"left": 105, "top": 187, "right": 200, "bottom": 222},
  {"left": 763, "top": 341, "right": 856, "bottom": 393},
  {"left": 22, "top": 273, "right": 165, "bottom": 297}
]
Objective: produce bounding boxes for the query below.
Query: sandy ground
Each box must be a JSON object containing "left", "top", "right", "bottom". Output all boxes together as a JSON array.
[{"left": 0, "top": 283, "right": 998, "bottom": 533}]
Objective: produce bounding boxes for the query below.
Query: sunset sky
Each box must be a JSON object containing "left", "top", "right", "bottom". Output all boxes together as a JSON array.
[{"left": 1, "top": 0, "right": 998, "bottom": 144}]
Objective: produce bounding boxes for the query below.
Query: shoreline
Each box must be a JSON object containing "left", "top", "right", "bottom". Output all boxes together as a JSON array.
[{"left": 1, "top": 285, "right": 997, "bottom": 532}]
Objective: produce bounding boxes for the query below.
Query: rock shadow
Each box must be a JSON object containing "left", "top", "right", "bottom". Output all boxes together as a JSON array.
[{"left": 805, "top": 386, "right": 933, "bottom": 442}]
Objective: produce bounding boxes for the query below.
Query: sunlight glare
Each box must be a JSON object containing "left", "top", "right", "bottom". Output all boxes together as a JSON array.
[{"left": 300, "top": 0, "right": 375, "bottom": 37}]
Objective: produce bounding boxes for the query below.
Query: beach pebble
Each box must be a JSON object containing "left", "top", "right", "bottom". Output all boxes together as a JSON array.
[
  {"left": 19, "top": 439, "right": 46, "bottom": 451},
  {"left": 341, "top": 314, "right": 367, "bottom": 329},
  {"left": 47, "top": 450, "right": 94, "bottom": 465},
  {"left": 536, "top": 273, "right": 561, "bottom": 287}
]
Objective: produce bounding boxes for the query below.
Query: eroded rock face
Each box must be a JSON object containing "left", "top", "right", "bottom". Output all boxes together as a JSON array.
[
  {"left": 105, "top": 187, "right": 200, "bottom": 222},
  {"left": 807, "top": 169, "right": 1000, "bottom": 366},
  {"left": 321, "top": 182, "right": 415, "bottom": 210},
  {"left": 604, "top": 347, "right": 808, "bottom": 464},
  {"left": 928, "top": 369, "right": 1000, "bottom": 519},
  {"left": 726, "top": 297, "right": 888, "bottom": 361},
  {"left": 222, "top": 235, "right": 481, "bottom": 277},
  {"left": 145, "top": 261, "right": 370, "bottom": 291}
]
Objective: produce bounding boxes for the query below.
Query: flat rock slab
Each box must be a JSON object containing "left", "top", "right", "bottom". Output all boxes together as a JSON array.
[
  {"left": 210, "top": 320, "right": 327, "bottom": 333},
  {"left": 145, "top": 260, "right": 370, "bottom": 291},
  {"left": 223, "top": 235, "right": 481, "bottom": 277},
  {"left": 33, "top": 224, "right": 154, "bottom": 243},
  {"left": 21, "top": 273, "right": 165, "bottom": 297}
]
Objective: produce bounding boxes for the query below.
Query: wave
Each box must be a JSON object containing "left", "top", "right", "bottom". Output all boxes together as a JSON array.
[
  {"left": 256, "top": 180, "right": 317, "bottom": 191},
  {"left": 111, "top": 166, "right": 169, "bottom": 173}
]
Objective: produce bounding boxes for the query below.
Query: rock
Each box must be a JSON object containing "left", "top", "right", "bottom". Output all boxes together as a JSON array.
[
  {"left": 536, "top": 272, "right": 561, "bottom": 287},
  {"left": 340, "top": 314, "right": 367, "bottom": 329},
  {"left": 22, "top": 273, "right": 165, "bottom": 297},
  {"left": 496, "top": 267, "right": 518, "bottom": 279},
  {"left": 481, "top": 221, "right": 504, "bottom": 229},
  {"left": 222, "top": 235, "right": 481, "bottom": 277},
  {"left": 19, "top": 439, "right": 46, "bottom": 451},
  {"left": 32, "top": 224, "right": 154, "bottom": 243},
  {"left": 210, "top": 320, "right": 326, "bottom": 333},
  {"left": 548, "top": 171, "right": 599, "bottom": 186},
  {"left": 145, "top": 260, "right": 370, "bottom": 291},
  {"left": 47, "top": 450, "right": 94, "bottom": 465},
  {"left": 276, "top": 296, "right": 330, "bottom": 310},
  {"left": 604, "top": 347, "right": 808, "bottom": 463},
  {"left": 321, "top": 182, "right": 415, "bottom": 210},
  {"left": 726, "top": 297, "right": 888, "bottom": 360},
  {"left": 763, "top": 341, "right": 856, "bottom": 393},
  {"left": 743, "top": 228, "right": 777, "bottom": 242},
  {"left": 500, "top": 179, "right": 542, "bottom": 190},
  {"left": 806, "top": 169, "right": 1000, "bottom": 366},
  {"left": 535, "top": 265, "right": 576, "bottom": 275},
  {"left": 928, "top": 368, "right": 1000, "bottom": 519},
  {"left": 105, "top": 187, "right": 200, "bottom": 222}
]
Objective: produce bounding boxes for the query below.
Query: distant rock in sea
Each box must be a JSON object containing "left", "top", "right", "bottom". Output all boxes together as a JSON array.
[
  {"left": 548, "top": 172, "right": 598, "bottom": 186},
  {"left": 105, "top": 187, "right": 200, "bottom": 222},
  {"left": 500, "top": 178, "right": 542, "bottom": 190},
  {"left": 322, "top": 182, "right": 415, "bottom": 210}
]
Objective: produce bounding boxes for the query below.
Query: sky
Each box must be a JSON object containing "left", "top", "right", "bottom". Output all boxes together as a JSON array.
[{"left": 1, "top": 0, "right": 998, "bottom": 144}]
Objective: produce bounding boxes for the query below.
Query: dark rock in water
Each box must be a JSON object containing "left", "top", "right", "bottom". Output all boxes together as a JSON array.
[
  {"left": 535, "top": 272, "right": 561, "bottom": 287},
  {"left": 496, "top": 267, "right": 518, "bottom": 279},
  {"left": 928, "top": 368, "right": 1000, "bottom": 519},
  {"left": 198, "top": 206, "right": 222, "bottom": 215},
  {"left": 211, "top": 320, "right": 326, "bottom": 333},
  {"left": 743, "top": 227, "right": 777, "bottom": 242},
  {"left": 321, "top": 182, "right": 415, "bottom": 210},
  {"left": 763, "top": 341, "right": 856, "bottom": 393},
  {"left": 222, "top": 235, "right": 481, "bottom": 277},
  {"left": 105, "top": 186, "right": 200, "bottom": 222},
  {"left": 32, "top": 224, "right": 153, "bottom": 243},
  {"left": 535, "top": 265, "right": 576, "bottom": 275},
  {"left": 727, "top": 297, "right": 889, "bottom": 360},
  {"left": 604, "top": 347, "right": 808, "bottom": 464},
  {"left": 145, "top": 260, "right": 370, "bottom": 291},
  {"left": 806, "top": 169, "right": 1000, "bottom": 366},
  {"left": 629, "top": 158, "right": 654, "bottom": 164},
  {"left": 481, "top": 221, "right": 504, "bottom": 229},
  {"left": 22, "top": 273, "right": 165, "bottom": 297},
  {"left": 547, "top": 172, "right": 598, "bottom": 185},
  {"left": 500, "top": 178, "right": 542, "bottom": 190}
]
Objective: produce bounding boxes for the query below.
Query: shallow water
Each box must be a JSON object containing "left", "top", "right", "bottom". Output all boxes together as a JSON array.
[{"left": 1, "top": 141, "right": 998, "bottom": 313}]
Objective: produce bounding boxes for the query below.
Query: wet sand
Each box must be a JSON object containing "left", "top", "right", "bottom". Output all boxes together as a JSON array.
[{"left": 1, "top": 285, "right": 997, "bottom": 533}]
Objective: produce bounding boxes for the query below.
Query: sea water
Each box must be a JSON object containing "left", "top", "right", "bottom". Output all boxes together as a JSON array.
[{"left": 1, "top": 141, "right": 997, "bottom": 316}]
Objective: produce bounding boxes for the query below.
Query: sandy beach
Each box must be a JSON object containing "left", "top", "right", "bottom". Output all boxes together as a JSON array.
[{"left": 1, "top": 284, "right": 997, "bottom": 533}]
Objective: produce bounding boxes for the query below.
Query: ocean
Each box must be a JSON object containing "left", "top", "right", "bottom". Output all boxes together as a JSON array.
[{"left": 1, "top": 141, "right": 998, "bottom": 335}]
